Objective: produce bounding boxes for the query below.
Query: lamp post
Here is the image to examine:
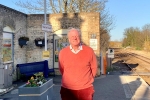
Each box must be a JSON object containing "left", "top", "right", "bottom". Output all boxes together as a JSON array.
[
  {"left": 42, "top": 0, "right": 52, "bottom": 60},
  {"left": 44, "top": 0, "right": 47, "bottom": 51}
]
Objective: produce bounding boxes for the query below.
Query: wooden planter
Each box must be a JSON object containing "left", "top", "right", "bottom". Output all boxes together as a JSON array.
[
  {"left": 18, "top": 78, "right": 54, "bottom": 100},
  {"left": 18, "top": 38, "right": 29, "bottom": 48}
]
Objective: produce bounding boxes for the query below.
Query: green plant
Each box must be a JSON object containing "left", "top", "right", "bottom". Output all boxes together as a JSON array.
[
  {"left": 19, "top": 36, "right": 29, "bottom": 41},
  {"left": 35, "top": 37, "right": 44, "bottom": 41},
  {"left": 106, "top": 67, "right": 114, "bottom": 72},
  {"left": 25, "top": 72, "right": 47, "bottom": 87}
]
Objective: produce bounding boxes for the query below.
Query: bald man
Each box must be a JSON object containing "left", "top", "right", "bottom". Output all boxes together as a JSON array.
[{"left": 59, "top": 28, "right": 98, "bottom": 100}]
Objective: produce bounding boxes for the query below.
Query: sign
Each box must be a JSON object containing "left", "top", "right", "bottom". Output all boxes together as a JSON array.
[
  {"left": 108, "top": 49, "right": 114, "bottom": 58},
  {"left": 107, "top": 54, "right": 114, "bottom": 58},
  {"left": 42, "top": 51, "right": 50, "bottom": 59},
  {"left": 90, "top": 39, "right": 97, "bottom": 50},
  {"left": 42, "top": 24, "right": 52, "bottom": 32},
  {"left": 108, "top": 49, "right": 114, "bottom": 54},
  {"left": 38, "top": 41, "right": 42, "bottom": 44}
]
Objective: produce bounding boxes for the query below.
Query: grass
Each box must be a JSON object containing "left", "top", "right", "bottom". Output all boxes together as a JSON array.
[{"left": 106, "top": 65, "right": 120, "bottom": 73}]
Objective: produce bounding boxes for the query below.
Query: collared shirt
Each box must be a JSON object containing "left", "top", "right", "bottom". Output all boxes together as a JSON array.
[{"left": 70, "top": 44, "right": 83, "bottom": 54}]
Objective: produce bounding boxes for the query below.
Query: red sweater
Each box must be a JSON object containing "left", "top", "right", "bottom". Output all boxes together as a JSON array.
[{"left": 59, "top": 45, "right": 98, "bottom": 90}]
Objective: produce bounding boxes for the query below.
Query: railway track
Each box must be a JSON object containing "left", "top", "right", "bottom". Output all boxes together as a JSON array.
[
  {"left": 112, "top": 49, "right": 150, "bottom": 85},
  {"left": 127, "top": 52, "right": 150, "bottom": 62}
]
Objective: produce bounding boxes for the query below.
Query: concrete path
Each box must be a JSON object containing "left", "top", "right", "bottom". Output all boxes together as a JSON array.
[
  {"left": 0, "top": 75, "right": 150, "bottom": 100},
  {"left": 94, "top": 75, "right": 150, "bottom": 100}
]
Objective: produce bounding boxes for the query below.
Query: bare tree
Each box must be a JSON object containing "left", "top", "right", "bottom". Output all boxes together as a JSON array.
[
  {"left": 100, "top": 28, "right": 110, "bottom": 52},
  {"left": 14, "top": 0, "right": 115, "bottom": 53},
  {"left": 141, "top": 24, "right": 150, "bottom": 51},
  {"left": 122, "top": 27, "right": 145, "bottom": 50},
  {"left": 14, "top": 0, "right": 107, "bottom": 13}
]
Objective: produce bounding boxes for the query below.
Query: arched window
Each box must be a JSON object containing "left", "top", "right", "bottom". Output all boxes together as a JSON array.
[{"left": 3, "top": 26, "right": 14, "bottom": 63}]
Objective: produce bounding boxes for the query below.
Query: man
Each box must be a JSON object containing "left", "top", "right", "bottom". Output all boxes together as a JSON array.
[{"left": 59, "top": 28, "right": 98, "bottom": 100}]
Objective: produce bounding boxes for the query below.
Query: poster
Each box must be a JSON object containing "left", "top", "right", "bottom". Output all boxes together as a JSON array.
[{"left": 90, "top": 39, "right": 97, "bottom": 50}]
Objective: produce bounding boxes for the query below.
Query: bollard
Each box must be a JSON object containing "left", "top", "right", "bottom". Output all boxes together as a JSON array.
[
  {"left": 100, "top": 53, "right": 107, "bottom": 75},
  {"left": 100, "top": 52, "right": 103, "bottom": 74},
  {"left": 103, "top": 56, "right": 107, "bottom": 75}
]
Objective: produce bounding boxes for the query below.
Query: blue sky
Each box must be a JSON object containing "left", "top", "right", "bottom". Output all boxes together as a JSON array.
[
  {"left": 106, "top": 0, "right": 150, "bottom": 41},
  {"left": 1, "top": 0, "right": 150, "bottom": 41}
]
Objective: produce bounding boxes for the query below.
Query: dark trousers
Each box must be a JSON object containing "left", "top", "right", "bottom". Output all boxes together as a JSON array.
[{"left": 60, "top": 86, "right": 94, "bottom": 100}]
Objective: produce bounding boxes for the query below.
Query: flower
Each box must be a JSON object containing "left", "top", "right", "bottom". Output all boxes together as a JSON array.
[{"left": 25, "top": 72, "right": 47, "bottom": 87}]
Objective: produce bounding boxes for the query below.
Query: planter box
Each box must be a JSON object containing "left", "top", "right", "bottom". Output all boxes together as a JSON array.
[
  {"left": 18, "top": 78, "right": 54, "bottom": 100},
  {"left": 34, "top": 39, "right": 49, "bottom": 47},
  {"left": 18, "top": 39, "right": 29, "bottom": 48},
  {"left": 34, "top": 40, "right": 46, "bottom": 47}
]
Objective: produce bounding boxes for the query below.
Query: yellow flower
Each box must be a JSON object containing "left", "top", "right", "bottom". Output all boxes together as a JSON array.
[
  {"left": 25, "top": 72, "right": 47, "bottom": 87},
  {"left": 30, "top": 76, "right": 34, "bottom": 80}
]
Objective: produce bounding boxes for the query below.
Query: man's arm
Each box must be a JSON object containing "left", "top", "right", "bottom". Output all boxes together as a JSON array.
[
  {"left": 90, "top": 51, "right": 98, "bottom": 77},
  {"left": 58, "top": 50, "right": 64, "bottom": 75}
]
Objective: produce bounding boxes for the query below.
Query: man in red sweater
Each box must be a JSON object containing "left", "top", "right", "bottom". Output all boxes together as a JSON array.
[{"left": 59, "top": 28, "right": 98, "bottom": 100}]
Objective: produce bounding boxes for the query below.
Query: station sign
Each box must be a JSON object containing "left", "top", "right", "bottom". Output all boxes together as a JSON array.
[{"left": 42, "top": 24, "right": 52, "bottom": 32}]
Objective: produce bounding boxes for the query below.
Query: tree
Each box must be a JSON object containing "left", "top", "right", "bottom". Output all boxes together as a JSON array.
[
  {"left": 15, "top": 0, "right": 107, "bottom": 13},
  {"left": 122, "top": 27, "right": 143, "bottom": 49},
  {"left": 15, "top": 0, "right": 115, "bottom": 53},
  {"left": 142, "top": 24, "right": 150, "bottom": 51}
]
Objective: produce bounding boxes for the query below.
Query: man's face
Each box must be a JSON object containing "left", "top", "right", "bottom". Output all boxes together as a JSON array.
[{"left": 68, "top": 30, "right": 81, "bottom": 46}]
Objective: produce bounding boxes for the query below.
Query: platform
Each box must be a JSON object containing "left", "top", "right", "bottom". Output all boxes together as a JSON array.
[
  {"left": 94, "top": 75, "right": 150, "bottom": 100},
  {"left": 0, "top": 75, "right": 150, "bottom": 100}
]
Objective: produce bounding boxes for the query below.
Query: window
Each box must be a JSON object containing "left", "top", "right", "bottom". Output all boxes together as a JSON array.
[{"left": 2, "top": 32, "right": 13, "bottom": 62}]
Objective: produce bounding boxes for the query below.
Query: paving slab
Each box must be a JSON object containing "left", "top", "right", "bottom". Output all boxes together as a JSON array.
[
  {"left": 120, "top": 75, "right": 150, "bottom": 100},
  {"left": 94, "top": 75, "right": 130, "bottom": 100}
]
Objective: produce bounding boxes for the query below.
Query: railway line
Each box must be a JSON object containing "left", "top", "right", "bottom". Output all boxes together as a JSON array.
[
  {"left": 112, "top": 49, "right": 150, "bottom": 85},
  {"left": 130, "top": 53, "right": 150, "bottom": 62}
]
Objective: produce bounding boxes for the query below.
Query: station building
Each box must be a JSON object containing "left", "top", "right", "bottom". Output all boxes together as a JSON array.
[{"left": 0, "top": 4, "right": 100, "bottom": 81}]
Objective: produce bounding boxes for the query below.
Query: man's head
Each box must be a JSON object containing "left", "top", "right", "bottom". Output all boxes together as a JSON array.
[{"left": 67, "top": 28, "right": 81, "bottom": 47}]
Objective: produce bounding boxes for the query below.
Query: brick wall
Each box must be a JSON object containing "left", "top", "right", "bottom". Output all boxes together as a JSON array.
[
  {"left": 0, "top": 4, "right": 27, "bottom": 80},
  {"left": 26, "top": 14, "right": 53, "bottom": 69}
]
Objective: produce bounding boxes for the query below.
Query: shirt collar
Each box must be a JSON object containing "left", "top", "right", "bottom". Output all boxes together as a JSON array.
[{"left": 69, "top": 44, "right": 83, "bottom": 50}]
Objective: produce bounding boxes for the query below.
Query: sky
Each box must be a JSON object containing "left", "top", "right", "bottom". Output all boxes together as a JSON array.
[
  {"left": 106, "top": 0, "right": 150, "bottom": 41},
  {"left": 1, "top": 0, "right": 150, "bottom": 41}
]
